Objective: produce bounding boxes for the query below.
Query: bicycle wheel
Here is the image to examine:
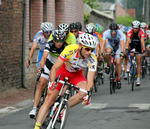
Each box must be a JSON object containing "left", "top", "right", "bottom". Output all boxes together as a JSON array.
[
  {"left": 131, "top": 64, "right": 135, "bottom": 91},
  {"left": 94, "top": 76, "right": 98, "bottom": 92},
  {"left": 127, "top": 71, "right": 131, "bottom": 84},
  {"left": 109, "top": 63, "right": 114, "bottom": 94},
  {"left": 110, "top": 77, "right": 113, "bottom": 94},
  {"left": 47, "top": 100, "right": 69, "bottom": 129},
  {"left": 141, "top": 59, "right": 145, "bottom": 78}
]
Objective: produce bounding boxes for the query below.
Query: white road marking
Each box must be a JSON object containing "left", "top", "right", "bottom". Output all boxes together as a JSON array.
[
  {"left": 83, "top": 103, "right": 150, "bottom": 110},
  {"left": 83, "top": 103, "right": 108, "bottom": 109},
  {"left": 129, "top": 104, "right": 150, "bottom": 110}
]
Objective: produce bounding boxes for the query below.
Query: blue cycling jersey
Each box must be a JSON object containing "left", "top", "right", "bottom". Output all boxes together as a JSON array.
[
  {"left": 103, "top": 29, "right": 124, "bottom": 47},
  {"left": 33, "top": 30, "right": 48, "bottom": 51}
]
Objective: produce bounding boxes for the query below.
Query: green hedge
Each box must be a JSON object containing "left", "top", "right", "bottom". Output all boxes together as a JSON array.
[{"left": 116, "top": 16, "right": 135, "bottom": 26}]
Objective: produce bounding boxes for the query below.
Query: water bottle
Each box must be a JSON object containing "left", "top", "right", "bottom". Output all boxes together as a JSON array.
[{"left": 50, "top": 102, "right": 59, "bottom": 117}]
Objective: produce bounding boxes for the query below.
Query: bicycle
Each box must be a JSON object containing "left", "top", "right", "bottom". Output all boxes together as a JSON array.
[
  {"left": 42, "top": 75, "right": 92, "bottom": 129},
  {"left": 141, "top": 56, "right": 147, "bottom": 78},
  {"left": 129, "top": 51, "right": 144, "bottom": 91},
  {"left": 94, "top": 60, "right": 105, "bottom": 92},
  {"left": 29, "top": 62, "right": 48, "bottom": 119}
]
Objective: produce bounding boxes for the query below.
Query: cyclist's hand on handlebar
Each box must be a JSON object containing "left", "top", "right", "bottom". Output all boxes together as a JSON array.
[
  {"left": 48, "top": 81, "right": 56, "bottom": 91},
  {"left": 26, "top": 59, "right": 30, "bottom": 68},
  {"left": 83, "top": 95, "right": 91, "bottom": 105},
  {"left": 143, "top": 50, "right": 147, "bottom": 56},
  {"left": 82, "top": 88, "right": 92, "bottom": 105}
]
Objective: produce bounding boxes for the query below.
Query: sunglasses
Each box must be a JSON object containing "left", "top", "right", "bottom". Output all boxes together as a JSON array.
[
  {"left": 55, "top": 39, "right": 64, "bottom": 43},
  {"left": 70, "top": 30, "right": 78, "bottom": 33},
  {"left": 82, "top": 46, "right": 95, "bottom": 52},
  {"left": 111, "top": 30, "right": 117, "bottom": 33},
  {"left": 44, "top": 30, "right": 52, "bottom": 34}
]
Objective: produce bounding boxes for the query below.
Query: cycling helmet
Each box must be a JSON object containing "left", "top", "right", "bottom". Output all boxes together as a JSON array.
[
  {"left": 124, "top": 26, "right": 132, "bottom": 33},
  {"left": 95, "top": 23, "right": 99, "bottom": 27},
  {"left": 69, "top": 23, "right": 78, "bottom": 31},
  {"left": 57, "top": 23, "right": 69, "bottom": 32},
  {"left": 84, "top": 24, "right": 95, "bottom": 34},
  {"left": 89, "top": 23, "right": 96, "bottom": 28},
  {"left": 78, "top": 33, "right": 97, "bottom": 49},
  {"left": 109, "top": 23, "right": 118, "bottom": 30},
  {"left": 76, "top": 22, "right": 82, "bottom": 31},
  {"left": 120, "top": 25, "right": 126, "bottom": 32},
  {"left": 95, "top": 25, "right": 103, "bottom": 34},
  {"left": 41, "top": 22, "right": 54, "bottom": 32},
  {"left": 140, "top": 22, "right": 147, "bottom": 28},
  {"left": 52, "top": 30, "right": 66, "bottom": 41},
  {"left": 132, "top": 20, "right": 140, "bottom": 28}
]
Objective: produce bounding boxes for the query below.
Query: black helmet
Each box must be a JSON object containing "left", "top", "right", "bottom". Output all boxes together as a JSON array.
[
  {"left": 76, "top": 22, "right": 82, "bottom": 31},
  {"left": 52, "top": 30, "right": 66, "bottom": 41},
  {"left": 69, "top": 23, "right": 78, "bottom": 31},
  {"left": 109, "top": 23, "right": 118, "bottom": 30}
]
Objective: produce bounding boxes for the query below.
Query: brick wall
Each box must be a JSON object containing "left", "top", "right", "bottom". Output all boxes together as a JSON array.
[
  {"left": 0, "top": 0, "right": 24, "bottom": 91},
  {"left": 0, "top": 0, "right": 85, "bottom": 91},
  {"left": 55, "top": 0, "right": 84, "bottom": 27}
]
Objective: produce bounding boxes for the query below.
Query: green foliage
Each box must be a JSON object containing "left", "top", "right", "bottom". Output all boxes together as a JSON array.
[
  {"left": 116, "top": 16, "right": 135, "bottom": 26},
  {"left": 84, "top": 0, "right": 99, "bottom": 9},
  {"left": 84, "top": 12, "right": 90, "bottom": 24}
]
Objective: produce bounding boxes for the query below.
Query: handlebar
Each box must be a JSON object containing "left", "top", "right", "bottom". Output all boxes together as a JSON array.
[{"left": 55, "top": 75, "right": 92, "bottom": 96}]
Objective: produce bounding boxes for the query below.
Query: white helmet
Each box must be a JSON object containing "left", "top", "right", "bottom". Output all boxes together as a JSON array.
[
  {"left": 140, "top": 22, "right": 147, "bottom": 28},
  {"left": 84, "top": 24, "right": 95, "bottom": 34},
  {"left": 132, "top": 20, "right": 140, "bottom": 28},
  {"left": 41, "top": 22, "right": 54, "bottom": 32},
  {"left": 58, "top": 23, "right": 69, "bottom": 32},
  {"left": 79, "top": 33, "right": 97, "bottom": 49}
]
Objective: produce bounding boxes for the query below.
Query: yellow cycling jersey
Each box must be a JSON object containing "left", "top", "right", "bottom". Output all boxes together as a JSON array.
[
  {"left": 59, "top": 44, "right": 97, "bottom": 72},
  {"left": 47, "top": 32, "right": 76, "bottom": 45}
]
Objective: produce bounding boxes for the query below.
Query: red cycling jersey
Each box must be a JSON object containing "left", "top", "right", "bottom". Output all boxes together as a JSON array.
[{"left": 127, "top": 28, "right": 145, "bottom": 38}]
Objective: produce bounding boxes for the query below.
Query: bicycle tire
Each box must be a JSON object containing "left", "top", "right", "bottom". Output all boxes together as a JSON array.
[
  {"left": 110, "top": 78, "right": 113, "bottom": 94},
  {"left": 131, "top": 64, "right": 135, "bottom": 91},
  {"left": 94, "top": 77, "right": 98, "bottom": 92},
  {"left": 127, "top": 72, "right": 131, "bottom": 84},
  {"left": 110, "top": 63, "right": 114, "bottom": 94}
]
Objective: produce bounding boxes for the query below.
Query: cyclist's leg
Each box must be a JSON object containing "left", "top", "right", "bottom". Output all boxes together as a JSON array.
[
  {"left": 104, "top": 42, "right": 112, "bottom": 64},
  {"left": 35, "top": 89, "right": 59, "bottom": 128},
  {"left": 67, "top": 72, "right": 87, "bottom": 108},
  {"left": 115, "top": 45, "right": 122, "bottom": 80},
  {"left": 136, "top": 45, "right": 142, "bottom": 85},
  {"left": 29, "top": 64, "right": 50, "bottom": 117}
]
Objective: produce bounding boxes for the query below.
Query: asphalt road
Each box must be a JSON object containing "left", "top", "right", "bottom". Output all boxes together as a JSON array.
[{"left": 0, "top": 74, "right": 150, "bottom": 129}]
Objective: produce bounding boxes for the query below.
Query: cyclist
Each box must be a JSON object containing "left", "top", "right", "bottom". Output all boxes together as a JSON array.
[
  {"left": 100, "top": 23, "right": 124, "bottom": 89},
  {"left": 26, "top": 22, "right": 54, "bottom": 69},
  {"left": 34, "top": 33, "right": 97, "bottom": 129},
  {"left": 29, "top": 30, "right": 67, "bottom": 118},
  {"left": 141, "top": 22, "right": 150, "bottom": 64},
  {"left": 126, "top": 20, "right": 147, "bottom": 86},
  {"left": 84, "top": 24, "right": 100, "bottom": 55},
  {"left": 69, "top": 22, "right": 84, "bottom": 44},
  {"left": 76, "top": 21, "right": 82, "bottom": 31},
  {"left": 47, "top": 23, "right": 77, "bottom": 45}
]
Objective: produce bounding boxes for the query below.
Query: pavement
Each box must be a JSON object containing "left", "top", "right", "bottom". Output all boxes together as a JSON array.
[{"left": 0, "top": 85, "right": 34, "bottom": 118}]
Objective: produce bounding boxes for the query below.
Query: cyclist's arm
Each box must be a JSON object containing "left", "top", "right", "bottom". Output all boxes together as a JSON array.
[
  {"left": 50, "top": 57, "right": 64, "bottom": 82},
  {"left": 101, "top": 39, "right": 107, "bottom": 53},
  {"left": 26, "top": 42, "right": 38, "bottom": 67},
  {"left": 126, "top": 37, "right": 131, "bottom": 49},
  {"left": 40, "top": 51, "right": 49, "bottom": 68},
  {"left": 141, "top": 37, "right": 146, "bottom": 51},
  {"left": 28, "top": 42, "right": 38, "bottom": 60},
  {"left": 120, "top": 40, "right": 124, "bottom": 52},
  {"left": 87, "top": 71, "right": 95, "bottom": 91}
]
